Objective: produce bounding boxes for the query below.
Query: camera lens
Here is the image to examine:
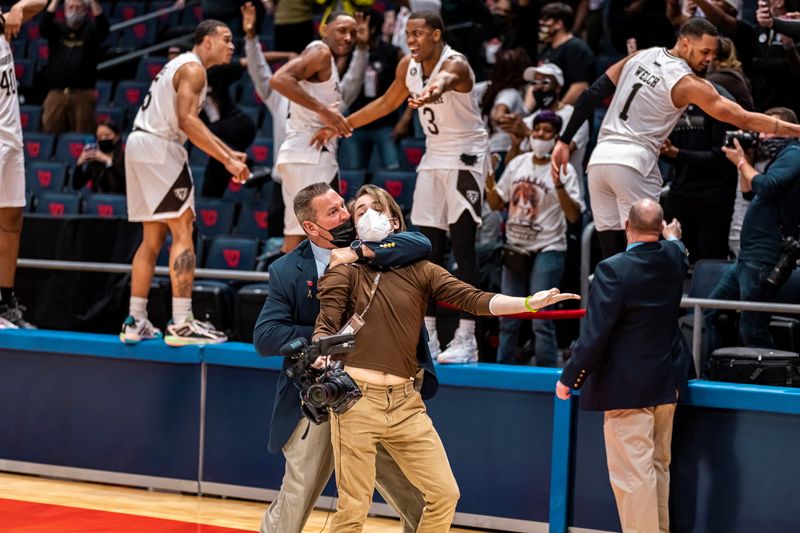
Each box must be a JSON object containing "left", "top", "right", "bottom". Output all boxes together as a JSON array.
[{"left": 306, "top": 383, "right": 333, "bottom": 408}]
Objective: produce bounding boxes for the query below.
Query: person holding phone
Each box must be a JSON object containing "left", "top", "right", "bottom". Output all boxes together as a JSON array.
[{"left": 72, "top": 121, "right": 125, "bottom": 194}]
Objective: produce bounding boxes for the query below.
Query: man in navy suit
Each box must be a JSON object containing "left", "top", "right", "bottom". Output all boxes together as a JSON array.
[
  {"left": 253, "top": 182, "right": 434, "bottom": 533},
  {"left": 556, "top": 199, "right": 692, "bottom": 533}
]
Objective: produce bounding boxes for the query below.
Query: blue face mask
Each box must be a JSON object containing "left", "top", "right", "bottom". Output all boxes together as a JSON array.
[{"left": 761, "top": 137, "right": 791, "bottom": 160}]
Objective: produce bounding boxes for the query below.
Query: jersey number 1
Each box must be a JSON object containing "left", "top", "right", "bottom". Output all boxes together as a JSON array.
[{"left": 618, "top": 83, "right": 643, "bottom": 122}]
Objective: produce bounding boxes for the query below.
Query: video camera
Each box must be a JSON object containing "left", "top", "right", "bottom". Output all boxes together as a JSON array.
[
  {"left": 280, "top": 334, "right": 362, "bottom": 424},
  {"left": 766, "top": 233, "right": 800, "bottom": 288},
  {"left": 724, "top": 131, "right": 760, "bottom": 150}
]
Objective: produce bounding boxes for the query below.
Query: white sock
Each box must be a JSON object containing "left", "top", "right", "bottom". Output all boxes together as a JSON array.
[
  {"left": 457, "top": 319, "right": 475, "bottom": 337},
  {"left": 172, "top": 297, "right": 192, "bottom": 324},
  {"left": 424, "top": 316, "right": 437, "bottom": 338},
  {"left": 129, "top": 296, "right": 148, "bottom": 321}
]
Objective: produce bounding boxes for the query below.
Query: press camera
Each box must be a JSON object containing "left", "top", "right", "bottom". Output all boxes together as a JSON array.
[
  {"left": 724, "top": 130, "right": 760, "bottom": 150},
  {"left": 766, "top": 234, "right": 800, "bottom": 288},
  {"left": 280, "top": 334, "right": 362, "bottom": 424}
]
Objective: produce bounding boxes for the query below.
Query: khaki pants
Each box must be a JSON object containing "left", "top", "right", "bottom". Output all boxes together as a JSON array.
[
  {"left": 261, "top": 416, "right": 424, "bottom": 533},
  {"left": 42, "top": 88, "right": 97, "bottom": 135},
  {"left": 330, "top": 381, "right": 459, "bottom": 533},
  {"left": 603, "top": 403, "right": 677, "bottom": 533}
]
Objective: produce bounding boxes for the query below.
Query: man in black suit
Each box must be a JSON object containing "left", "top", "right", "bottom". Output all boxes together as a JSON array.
[
  {"left": 253, "top": 182, "right": 433, "bottom": 533},
  {"left": 556, "top": 198, "right": 692, "bottom": 533}
]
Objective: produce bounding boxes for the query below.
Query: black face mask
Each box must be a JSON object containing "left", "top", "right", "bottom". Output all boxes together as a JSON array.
[
  {"left": 533, "top": 89, "right": 557, "bottom": 110},
  {"left": 760, "top": 137, "right": 791, "bottom": 161},
  {"left": 317, "top": 218, "right": 356, "bottom": 247},
  {"left": 97, "top": 139, "right": 115, "bottom": 154}
]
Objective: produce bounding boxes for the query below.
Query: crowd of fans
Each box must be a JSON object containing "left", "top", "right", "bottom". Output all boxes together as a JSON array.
[{"left": 3, "top": 0, "right": 799, "bottom": 368}]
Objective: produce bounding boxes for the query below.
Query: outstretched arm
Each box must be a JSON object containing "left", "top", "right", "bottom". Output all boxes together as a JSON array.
[
  {"left": 678, "top": 75, "right": 800, "bottom": 136},
  {"left": 407, "top": 55, "right": 473, "bottom": 108},
  {"left": 4, "top": 0, "right": 46, "bottom": 39}
]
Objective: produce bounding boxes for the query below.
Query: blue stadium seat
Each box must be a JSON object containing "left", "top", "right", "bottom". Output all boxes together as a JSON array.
[
  {"left": 114, "top": 80, "right": 149, "bottom": 110},
  {"left": 235, "top": 283, "right": 270, "bottom": 342},
  {"left": 180, "top": 3, "right": 204, "bottom": 25},
  {"left": 259, "top": 108, "right": 274, "bottom": 137},
  {"left": 25, "top": 160, "right": 68, "bottom": 194},
  {"left": 195, "top": 198, "right": 236, "bottom": 237},
  {"left": 339, "top": 169, "right": 366, "bottom": 200},
  {"left": 204, "top": 235, "right": 259, "bottom": 271},
  {"left": 95, "top": 79, "right": 113, "bottom": 105},
  {"left": 14, "top": 58, "right": 34, "bottom": 88},
  {"left": 247, "top": 136, "right": 273, "bottom": 167},
  {"left": 95, "top": 105, "right": 126, "bottom": 128},
  {"left": 189, "top": 146, "right": 209, "bottom": 166},
  {"left": 238, "top": 77, "right": 264, "bottom": 107},
  {"left": 54, "top": 133, "right": 91, "bottom": 166},
  {"left": 399, "top": 138, "right": 424, "bottom": 170},
  {"left": 113, "top": 1, "right": 144, "bottom": 21},
  {"left": 122, "top": 18, "right": 157, "bottom": 48},
  {"left": 372, "top": 169, "right": 416, "bottom": 211},
  {"left": 135, "top": 56, "right": 166, "bottom": 81},
  {"left": 23, "top": 132, "right": 55, "bottom": 160},
  {"left": 239, "top": 104, "right": 264, "bottom": 129},
  {"left": 236, "top": 201, "right": 269, "bottom": 238},
  {"left": 36, "top": 191, "right": 81, "bottom": 216},
  {"left": 189, "top": 164, "right": 206, "bottom": 195},
  {"left": 223, "top": 178, "right": 262, "bottom": 203},
  {"left": 21, "top": 22, "right": 40, "bottom": 43},
  {"left": 84, "top": 193, "right": 127, "bottom": 218},
  {"left": 149, "top": 1, "right": 180, "bottom": 31},
  {"left": 27, "top": 38, "right": 48, "bottom": 66},
  {"left": 19, "top": 105, "right": 42, "bottom": 131}
]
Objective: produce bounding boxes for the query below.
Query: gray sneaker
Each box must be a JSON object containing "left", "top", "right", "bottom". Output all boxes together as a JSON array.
[{"left": 0, "top": 301, "right": 35, "bottom": 329}]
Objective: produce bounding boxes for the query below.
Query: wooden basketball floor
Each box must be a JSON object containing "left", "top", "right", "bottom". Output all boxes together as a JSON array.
[{"left": 0, "top": 472, "right": 488, "bottom": 532}]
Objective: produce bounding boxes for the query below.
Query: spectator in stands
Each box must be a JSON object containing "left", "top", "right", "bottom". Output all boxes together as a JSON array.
[
  {"left": 497, "top": 63, "right": 590, "bottom": 193},
  {"left": 0, "top": 0, "right": 48, "bottom": 330},
  {"left": 607, "top": 0, "right": 675, "bottom": 56},
  {"left": 339, "top": 8, "right": 403, "bottom": 171},
  {"left": 485, "top": 111, "right": 583, "bottom": 366},
  {"left": 659, "top": 84, "right": 738, "bottom": 263},
  {"left": 39, "top": 0, "right": 109, "bottom": 135},
  {"left": 200, "top": 0, "right": 265, "bottom": 37},
  {"left": 273, "top": 0, "right": 316, "bottom": 54},
  {"left": 705, "top": 106, "right": 800, "bottom": 361},
  {"left": 537, "top": 2, "right": 596, "bottom": 105},
  {"left": 707, "top": 36, "right": 755, "bottom": 111},
  {"left": 71, "top": 120, "right": 125, "bottom": 194},
  {"left": 476, "top": 48, "right": 531, "bottom": 175}
]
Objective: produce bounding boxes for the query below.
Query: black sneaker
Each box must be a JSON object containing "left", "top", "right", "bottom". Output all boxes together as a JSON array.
[{"left": 0, "top": 301, "right": 36, "bottom": 329}]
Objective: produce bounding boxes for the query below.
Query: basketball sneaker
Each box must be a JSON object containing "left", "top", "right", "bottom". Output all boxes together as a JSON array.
[
  {"left": 164, "top": 316, "right": 227, "bottom": 347},
  {"left": 119, "top": 315, "right": 162, "bottom": 344},
  {"left": 0, "top": 300, "right": 35, "bottom": 329},
  {"left": 427, "top": 329, "right": 441, "bottom": 358},
  {"left": 437, "top": 330, "right": 479, "bottom": 364}
]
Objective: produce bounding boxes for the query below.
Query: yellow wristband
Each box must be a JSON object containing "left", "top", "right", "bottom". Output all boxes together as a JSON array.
[{"left": 524, "top": 295, "right": 538, "bottom": 313}]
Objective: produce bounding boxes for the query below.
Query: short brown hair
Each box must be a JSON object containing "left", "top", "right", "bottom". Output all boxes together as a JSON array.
[
  {"left": 353, "top": 184, "right": 407, "bottom": 232},
  {"left": 766, "top": 106, "right": 798, "bottom": 124},
  {"left": 294, "top": 182, "right": 334, "bottom": 223}
]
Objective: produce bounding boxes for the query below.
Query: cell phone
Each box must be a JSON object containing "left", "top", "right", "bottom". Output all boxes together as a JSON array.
[{"left": 83, "top": 135, "right": 97, "bottom": 151}]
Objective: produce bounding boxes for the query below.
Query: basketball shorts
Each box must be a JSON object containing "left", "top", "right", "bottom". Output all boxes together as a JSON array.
[
  {"left": 0, "top": 143, "right": 25, "bottom": 208},
  {"left": 126, "top": 131, "right": 194, "bottom": 222},
  {"left": 278, "top": 149, "right": 339, "bottom": 236},
  {"left": 588, "top": 162, "right": 662, "bottom": 232},
  {"left": 410, "top": 168, "right": 483, "bottom": 231}
]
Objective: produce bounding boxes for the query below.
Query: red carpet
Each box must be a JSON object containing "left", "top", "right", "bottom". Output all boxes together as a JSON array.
[{"left": 0, "top": 498, "right": 250, "bottom": 532}]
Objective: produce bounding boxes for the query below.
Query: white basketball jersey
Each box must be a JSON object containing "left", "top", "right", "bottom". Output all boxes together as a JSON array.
[
  {"left": 590, "top": 47, "right": 692, "bottom": 174},
  {"left": 406, "top": 45, "right": 488, "bottom": 171},
  {"left": 0, "top": 35, "right": 22, "bottom": 150},
  {"left": 132, "top": 52, "right": 207, "bottom": 144},
  {"left": 276, "top": 41, "right": 341, "bottom": 166}
]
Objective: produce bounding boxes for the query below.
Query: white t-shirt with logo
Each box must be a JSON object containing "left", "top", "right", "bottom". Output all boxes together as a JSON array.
[{"left": 495, "top": 154, "right": 583, "bottom": 252}]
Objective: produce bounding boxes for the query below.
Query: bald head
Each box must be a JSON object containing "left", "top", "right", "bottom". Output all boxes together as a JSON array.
[{"left": 626, "top": 199, "right": 664, "bottom": 241}]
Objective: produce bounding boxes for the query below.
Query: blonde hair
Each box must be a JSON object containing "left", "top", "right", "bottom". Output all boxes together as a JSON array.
[
  {"left": 352, "top": 184, "right": 407, "bottom": 232},
  {"left": 716, "top": 36, "right": 743, "bottom": 72}
]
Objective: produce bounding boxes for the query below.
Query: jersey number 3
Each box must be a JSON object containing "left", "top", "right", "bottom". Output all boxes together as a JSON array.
[
  {"left": 618, "top": 83, "right": 643, "bottom": 122},
  {"left": 422, "top": 107, "right": 439, "bottom": 135}
]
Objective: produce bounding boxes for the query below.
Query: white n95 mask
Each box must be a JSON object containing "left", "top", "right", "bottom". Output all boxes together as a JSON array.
[
  {"left": 530, "top": 138, "right": 556, "bottom": 158},
  {"left": 357, "top": 209, "right": 394, "bottom": 242}
]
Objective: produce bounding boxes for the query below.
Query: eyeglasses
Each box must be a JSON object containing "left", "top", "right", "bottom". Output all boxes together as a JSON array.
[{"left": 530, "top": 79, "right": 555, "bottom": 87}]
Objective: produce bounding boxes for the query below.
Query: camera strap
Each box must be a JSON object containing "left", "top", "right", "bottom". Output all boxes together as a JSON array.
[{"left": 338, "top": 273, "right": 381, "bottom": 335}]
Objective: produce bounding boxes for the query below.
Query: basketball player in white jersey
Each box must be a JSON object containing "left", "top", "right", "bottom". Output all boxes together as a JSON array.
[
  {"left": 553, "top": 17, "right": 800, "bottom": 258},
  {"left": 313, "top": 10, "right": 489, "bottom": 364},
  {"left": 120, "top": 20, "right": 249, "bottom": 346},
  {"left": 0, "top": 0, "right": 46, "bottom": 330},
  {"left": 268, "top": 11, "right": 369, "bottom": 254}
]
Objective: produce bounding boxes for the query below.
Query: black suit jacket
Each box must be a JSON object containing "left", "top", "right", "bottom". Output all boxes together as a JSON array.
[
  {"left": 560, "top": 240, "right": 693, "bottom": 411},
  {"left": 253, "top": 234, "right": 437, "bottom": 453}
]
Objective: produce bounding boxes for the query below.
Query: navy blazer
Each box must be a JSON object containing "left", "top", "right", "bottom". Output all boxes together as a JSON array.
[
  {"left": 253, "top": 233, "right": 437, "bottom": 453},
  {"left": 560, "top": 240, "right": 693, "bottom": 411}
]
